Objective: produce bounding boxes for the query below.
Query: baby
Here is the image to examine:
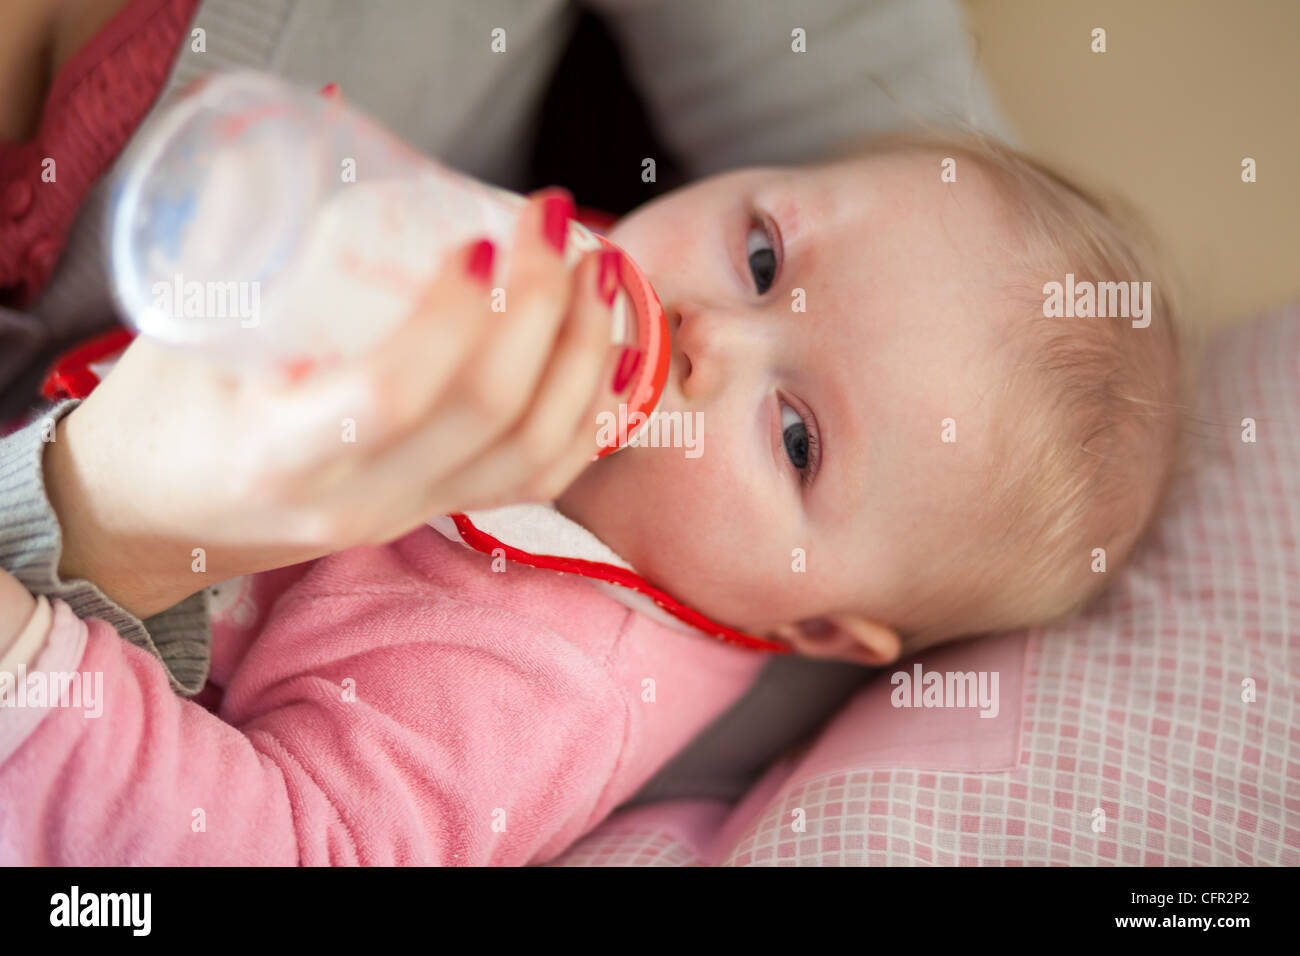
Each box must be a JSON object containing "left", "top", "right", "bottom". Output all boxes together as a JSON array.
[
  {"left": 560, "top": 131, "right": 1184, "bottom": 665},
  {"left": 0, "top": 132, "right": 1185, "bottom": 866}
]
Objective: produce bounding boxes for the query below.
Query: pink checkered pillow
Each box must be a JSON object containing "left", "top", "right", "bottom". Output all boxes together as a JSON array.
[{"left": 553, "top": 305, "right": 1300, "bottom": 866}]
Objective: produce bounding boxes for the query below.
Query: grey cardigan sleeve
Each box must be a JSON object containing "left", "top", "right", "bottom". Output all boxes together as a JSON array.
[{"left": 0, "top": 399, "right": 210, "bottom": 696}]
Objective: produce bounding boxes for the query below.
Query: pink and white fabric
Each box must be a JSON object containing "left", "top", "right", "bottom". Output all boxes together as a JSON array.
[
  {"left": 552, "top": 305, "right": 1300, "bottom": 866},
  {"left": 430, "top": 507, "right": 787, "bottom": 653},
  {"left": 0, "top": 500, "right": 776, "bottom": 865}
]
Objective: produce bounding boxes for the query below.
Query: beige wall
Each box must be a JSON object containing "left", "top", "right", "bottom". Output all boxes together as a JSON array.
[{"left": 962, "top": 0, "right": 1300, "bottom": 330}]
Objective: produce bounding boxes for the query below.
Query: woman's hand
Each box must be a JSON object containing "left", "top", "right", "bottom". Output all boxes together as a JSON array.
[{"left": 45, "top": 190, "right": 635, "bottom": 618}]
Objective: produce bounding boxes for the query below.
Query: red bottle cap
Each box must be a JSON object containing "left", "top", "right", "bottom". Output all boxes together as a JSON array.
[{"left": 593, "top": 235, "right": 669, "bottom": 458}]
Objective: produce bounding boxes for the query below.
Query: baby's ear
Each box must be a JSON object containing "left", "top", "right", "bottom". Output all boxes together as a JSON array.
[{"left": 773, "top": 615, "right": 900, "bottom": 666}]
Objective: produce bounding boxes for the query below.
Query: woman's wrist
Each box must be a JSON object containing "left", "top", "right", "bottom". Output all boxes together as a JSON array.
[{"left": 42, "top": 416, "right": 192, "bottom": 619}]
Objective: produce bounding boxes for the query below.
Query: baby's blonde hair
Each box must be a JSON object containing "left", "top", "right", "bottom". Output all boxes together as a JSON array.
[{"left": 828, "top": 131, "right": 1190, "bottom": 649}]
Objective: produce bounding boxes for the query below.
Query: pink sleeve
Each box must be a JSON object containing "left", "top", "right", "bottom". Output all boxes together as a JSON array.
[
  {"left": 0, "top": 595, "right": 628, "bottom": 865},
  {"left": 0, "top": 600, "right": 299, "bottom": 864}
]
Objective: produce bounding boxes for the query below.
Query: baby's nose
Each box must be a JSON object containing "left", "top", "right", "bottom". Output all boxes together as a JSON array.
[{"left": 673, "top": 304, "right": 769, "bottom": 401}]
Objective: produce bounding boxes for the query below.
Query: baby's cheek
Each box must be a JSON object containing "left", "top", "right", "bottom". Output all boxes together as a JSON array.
[{"left": 638, "top": 453, "right": 789, "bottom": 621}]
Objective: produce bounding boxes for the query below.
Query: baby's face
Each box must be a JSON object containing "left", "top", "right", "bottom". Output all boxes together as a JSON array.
[{"left": 556, "top": 149, "right": 1020, "bottom": 664}]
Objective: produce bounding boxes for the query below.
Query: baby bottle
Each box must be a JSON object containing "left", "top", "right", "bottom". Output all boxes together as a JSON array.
[{"left": 107, "top": 69, "right": 669, "bottom": 457}]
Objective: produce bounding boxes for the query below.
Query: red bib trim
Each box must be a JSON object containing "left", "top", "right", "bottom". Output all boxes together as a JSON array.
[{"left": 446, "top": 512, "right": 789, "bottom": 654}]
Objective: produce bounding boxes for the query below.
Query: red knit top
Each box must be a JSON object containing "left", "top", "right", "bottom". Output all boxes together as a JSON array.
[{"left": 0, "top": 0, "right": 197, "bottom": 309}]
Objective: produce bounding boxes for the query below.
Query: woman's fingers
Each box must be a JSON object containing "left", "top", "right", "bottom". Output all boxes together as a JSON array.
[
  {"left": 425, "top": 247, "right": 626, "bottom": 512},
  {"left": 219, "top": 185, "right": 611, "bottom": 545},
  {"left": 260, "top": 234, "right": 498, "bottom": 479},
  {"left": 517, "top": 343, "right": 641, "bottom": 512},
  {"left": 428, "top": 188, "right": 578, "bottom": 455},
  {"left": 321, "top": 244, "right": 616, "bottom": 538},
  {"left": 263, "top": 189, "right": 581, "bottom": 480},
  {"left": 495, "top": 247, "right": 624, "bottom": 471},
  {"left": 339, "top": 234, "right": 501, "bottom": 454},
  {"left": 338, "top": 188, "right": 581, "bottom": 488}
]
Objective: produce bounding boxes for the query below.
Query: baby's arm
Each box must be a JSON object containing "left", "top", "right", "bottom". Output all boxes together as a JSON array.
[
  {"left": 0, "top": 587, "right": 300, "bottom": 864},
  {"left": 0, "top": 566, "right": 38, "bottom": 661},
  {"left": 0, "top": 580, "right": 626, "bottom": 865}
]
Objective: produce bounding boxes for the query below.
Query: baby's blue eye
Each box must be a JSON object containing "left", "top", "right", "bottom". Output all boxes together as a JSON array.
[
  {"left": 747, "top": 223, "right": 776, "bottom": 295},
  {"left": 781, "top": 402, "right": 809, "bottom": 469}
]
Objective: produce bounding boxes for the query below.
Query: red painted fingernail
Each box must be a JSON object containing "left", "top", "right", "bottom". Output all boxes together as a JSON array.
[
  {"left": 318, "top": 82, "right": 340, "bottom": 98},
  {"left": 282, "top": 357, "right": 317, "bottom": 382},
  {"left": 612, "top": 347, "right": 644, "bottom": 393},
  {"left": 597, "top": 250, "right": 622, "bottom": 306},
  {"left": 541, "top": 190, "right": 575, "bottom": 253},
  {"left": 466, "top": 239, "right": 495, "bottom": 283}
]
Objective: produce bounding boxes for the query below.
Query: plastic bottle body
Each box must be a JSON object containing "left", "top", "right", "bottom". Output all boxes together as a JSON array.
[{"left": 108, "top": 70, "right": 668, "bottom": 454}]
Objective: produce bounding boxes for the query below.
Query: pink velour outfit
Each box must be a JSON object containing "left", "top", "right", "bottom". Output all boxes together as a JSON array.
[{"left": 0, "top": 507, "right": 769, "bottom": 865}]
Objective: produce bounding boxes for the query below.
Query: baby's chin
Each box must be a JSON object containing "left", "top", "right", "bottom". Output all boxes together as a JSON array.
[
  {"left": 565, "top": 416, "right": 809, "bottom": 633},
  {"left": 632, "top": 541, "right": 809, "bottom": 636}
]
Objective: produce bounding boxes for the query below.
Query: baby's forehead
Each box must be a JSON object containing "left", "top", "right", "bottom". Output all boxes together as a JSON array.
[
  {"left": 789, "top": 152, "right": 1021, "bottom": 328},
  {"left": 810, "top": 146, "right": 1016, "bottom": 228}
]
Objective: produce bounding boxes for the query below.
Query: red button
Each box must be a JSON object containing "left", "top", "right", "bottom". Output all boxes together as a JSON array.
[
  {"left": 5, "top": 180, "right": 33, "bottom": 220},
  {"left": 27, "top": 236, "right": 59, "bottom": 279}
]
